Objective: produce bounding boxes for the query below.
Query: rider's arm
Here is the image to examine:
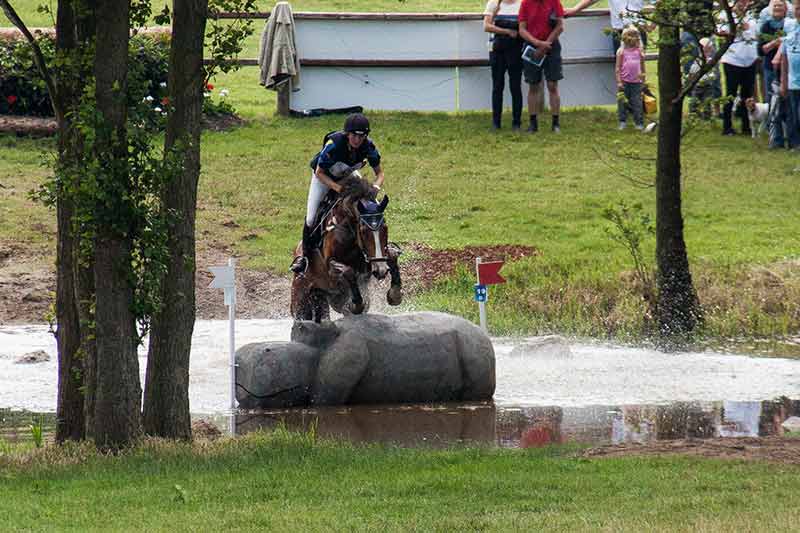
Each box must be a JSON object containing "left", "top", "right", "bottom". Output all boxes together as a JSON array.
[
  {"left": 315, "top": 165, "right": 342, "bottom": 193},
  {"left": 373, "top": 165, "right": 385, "bottom": 189}
]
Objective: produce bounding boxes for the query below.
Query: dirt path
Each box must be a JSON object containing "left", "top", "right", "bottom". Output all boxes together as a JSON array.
[
  {"left": 0, "top": 238, "right": 536, "bottom": 324},
  {"left": 583, "top": 436, "right": 800, "bottom": 465}
]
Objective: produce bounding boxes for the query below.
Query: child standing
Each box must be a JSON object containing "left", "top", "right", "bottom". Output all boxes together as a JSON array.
[{"left": 616, "top": 26, "right": 646, "bottom": 130}]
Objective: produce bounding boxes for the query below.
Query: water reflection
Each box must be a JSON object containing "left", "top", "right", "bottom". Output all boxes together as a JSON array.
[
  {"left": 3, "top": 399, "right": 799, "bottom": 448},
  {"left": 236, "top": 398, "right": 800, "bottom": 448}
]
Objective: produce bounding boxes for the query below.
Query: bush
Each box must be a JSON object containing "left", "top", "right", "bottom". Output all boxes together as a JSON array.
[
  {"left": 0, "top": 32, "right": 54, "bottom": 116},
  {"left": 0, "top": 32, "right": 170, "bottom": 117}
]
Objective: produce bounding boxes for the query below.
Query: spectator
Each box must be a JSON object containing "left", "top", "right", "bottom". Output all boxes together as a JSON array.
[
  {"left": 719, "top": 0, "right": 760, "bottom": 135},
  {"left": 780, "top": 1, "right": 800, "bottom": 149},
  {"left": 759, "top": 0, "right": 790, "bottom": 147},
  {"left": 616, "top": 26, "right": 646, "bottom": 130},
  {"left": 565, "top": 0, "right": 653, "bottom": 53},
  {"left": 484, "top": 0, "right": 524, "bottom": 130},
  {"left": 518, "top": 0, "right": 565, "bottom": 133},
  {"left": 689, "top": 38, "right": 722, "bottom": 119},
  {"left": 758, "top": 0, "right": 795, "bottom": 26}
]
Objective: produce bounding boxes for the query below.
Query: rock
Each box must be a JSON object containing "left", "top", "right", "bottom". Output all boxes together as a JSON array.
[
  {"left": 236, "top": 312, "right": 495, "bottom": 408},
  {"left": 191, "top": 419, "right": 223, "bottom": 440},
  {"left": 782, "top": 416, "right": 800, "bottom": 433},
  {"left": 21, "top": 291, "right": 47, "bottom": 303},
  {"left": 510, "top": 336, "right": 572, "bottom": 359},
  {"left": 14, "top": 350, "right": 50, "bottom": 364}
]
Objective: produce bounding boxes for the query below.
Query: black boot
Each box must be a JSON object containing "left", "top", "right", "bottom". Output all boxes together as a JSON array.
[{"left": 289, "top": 224, "right": 314, "bottom": 274}]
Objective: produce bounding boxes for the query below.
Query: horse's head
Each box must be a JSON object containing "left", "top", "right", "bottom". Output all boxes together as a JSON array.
[{"left": 356, "top": 195, "right": 390, "bottom": 280}]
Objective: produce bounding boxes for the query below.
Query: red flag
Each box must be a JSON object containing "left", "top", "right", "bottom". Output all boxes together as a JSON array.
[{"left": 477, "top": 261, "right": 505, "bottom": 285}]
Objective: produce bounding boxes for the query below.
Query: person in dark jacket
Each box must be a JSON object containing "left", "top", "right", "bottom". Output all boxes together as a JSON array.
[{"left": 290, "top": 113, "right": 385, "bottom": 274}]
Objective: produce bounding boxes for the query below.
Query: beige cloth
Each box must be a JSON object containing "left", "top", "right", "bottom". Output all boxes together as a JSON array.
[{"left": 259, "top": 2, "right": 301, "bottom": 90}]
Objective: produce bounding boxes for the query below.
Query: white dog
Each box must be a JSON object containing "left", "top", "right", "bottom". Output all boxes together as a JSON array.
[{"left": 732, "top": 96, "right": 769, "bottom": 138}]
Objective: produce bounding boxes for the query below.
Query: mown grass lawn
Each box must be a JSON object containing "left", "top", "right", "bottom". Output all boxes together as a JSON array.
[
  {"left": 1, "top": 1, "right": 798, "bottom": 340},
  {"left": 2, "top": 431, "right": 800, "bottom": 532}
]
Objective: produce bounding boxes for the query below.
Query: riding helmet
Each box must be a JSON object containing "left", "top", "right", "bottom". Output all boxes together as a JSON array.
[{"left": 344, "top": 113, "right": 370, "bottom": 135}]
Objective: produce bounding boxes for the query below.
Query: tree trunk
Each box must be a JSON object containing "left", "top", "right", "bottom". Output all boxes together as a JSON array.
[
  {"left": 53, "top": 0, "right": 84, "bottom": 443},
  {"left": 655, "top": 23, "right": 702, "bottom": 346},
  {"left": 92, "top": 0, "right": 141, "bottom": 450},
  {"left": 142, "top": 0, "right": 208, "bottom": 439}
]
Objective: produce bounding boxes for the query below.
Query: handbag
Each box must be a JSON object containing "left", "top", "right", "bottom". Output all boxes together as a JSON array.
[{"left": 642, "top": 84, "right": 657, "bottom": 114}]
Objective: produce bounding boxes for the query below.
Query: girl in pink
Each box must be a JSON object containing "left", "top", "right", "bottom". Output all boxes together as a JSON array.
[{"left": 615, "top": 26, "right": 646, "bottom": 130}]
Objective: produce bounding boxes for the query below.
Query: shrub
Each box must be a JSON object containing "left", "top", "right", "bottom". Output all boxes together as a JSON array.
[{"left": 0, "top": 32, "right": 170, "bottom": 117}]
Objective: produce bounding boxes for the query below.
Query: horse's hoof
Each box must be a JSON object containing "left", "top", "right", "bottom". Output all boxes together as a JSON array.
[
  {"left": 351, "top": 302, "right": 365, "bottom": 315},
  {"left": 387, "top": 287, "right": 402, "bottom": 306}
]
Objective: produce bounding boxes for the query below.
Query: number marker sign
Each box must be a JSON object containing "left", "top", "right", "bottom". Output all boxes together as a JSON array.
[{"left": 474, "top": 257, "right": 505, "bottom": 332}]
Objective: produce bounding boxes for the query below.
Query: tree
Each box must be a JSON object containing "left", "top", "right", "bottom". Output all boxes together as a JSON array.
[
  {"left": 143, "top": 0, "right": 209, "bottom": 440},
  {"left": 142, "top": 0, "right": 254, "bottom": 439},
  {"left": 647, "top": 0, "right": 740, "bottom": 346},
  {"left": 0, "top": 0, "right": 92, "bottom": 442},
  {"left": 91, "top": 0, "right": 142, "bottom": 449}
]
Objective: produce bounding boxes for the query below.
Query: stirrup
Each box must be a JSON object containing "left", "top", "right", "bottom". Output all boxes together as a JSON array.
[{"left": 290, "top": 256, "right": 309, "bottom": 274}]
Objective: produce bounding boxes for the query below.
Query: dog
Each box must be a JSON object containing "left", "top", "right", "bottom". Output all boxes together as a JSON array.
[{"left": 732, "top": 96, "right": 769, "bottom": 138}]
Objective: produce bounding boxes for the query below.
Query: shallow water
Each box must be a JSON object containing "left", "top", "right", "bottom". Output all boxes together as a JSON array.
[{"left": 3, "top": 319, "right": 800, "bottom": 447}]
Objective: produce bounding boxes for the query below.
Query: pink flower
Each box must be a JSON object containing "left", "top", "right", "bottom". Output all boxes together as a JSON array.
[
  {"left": 161, "top": 96, "right": 170, "bottom": 106},
  {"left": 6, "top": 95, "right": 17, "bottom": 105}
]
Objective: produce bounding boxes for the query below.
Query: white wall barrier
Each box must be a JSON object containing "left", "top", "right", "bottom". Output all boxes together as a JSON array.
[{"left": 287, "top": 11, "right": 621, "bottom": 112}]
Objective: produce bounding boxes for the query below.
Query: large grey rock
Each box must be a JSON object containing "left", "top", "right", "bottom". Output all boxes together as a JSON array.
[{"left": 236, "top": 312, "right": 495, "bottom": 408}]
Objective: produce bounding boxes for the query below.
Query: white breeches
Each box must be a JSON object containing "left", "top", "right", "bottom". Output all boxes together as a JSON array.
[{"left": 305, "top": 171, "right": 330, "bottom": 227}]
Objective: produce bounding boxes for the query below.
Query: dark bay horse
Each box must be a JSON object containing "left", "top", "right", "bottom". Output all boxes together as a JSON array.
[{"left": 290, "top": 176, "right": 402, "bottom": 322}]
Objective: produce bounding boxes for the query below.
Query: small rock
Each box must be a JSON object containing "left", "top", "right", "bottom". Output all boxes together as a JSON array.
[
  {"left": 21, "top": 291, "right": 46, "bottom": 303},
  {"left": 510, "top": 336, "right": 572, "bottom": 359},
  {"left": 15, "top": 350, "right": 50, "bottom": 364},
  {"left": 782, "top": 416, "right": 800, "bottom": 433}
]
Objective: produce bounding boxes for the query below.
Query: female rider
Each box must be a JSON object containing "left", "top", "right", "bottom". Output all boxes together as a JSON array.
[{"left": 290, "top": 113, "right": 386, "bottom": 274}]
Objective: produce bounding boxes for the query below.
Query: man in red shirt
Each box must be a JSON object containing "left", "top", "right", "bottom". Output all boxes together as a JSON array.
[{"left": 518, "top": 0, "right": 565, "bottom": 133}]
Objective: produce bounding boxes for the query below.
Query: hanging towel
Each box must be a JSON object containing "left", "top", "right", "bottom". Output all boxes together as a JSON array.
[{"left": 259, "top": 2, "right": 301, "bottom": 90}]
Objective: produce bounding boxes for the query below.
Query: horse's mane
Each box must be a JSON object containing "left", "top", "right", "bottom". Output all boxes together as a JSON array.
[{"left": 338, "top": 175, "right": 373, "bottom": 203}]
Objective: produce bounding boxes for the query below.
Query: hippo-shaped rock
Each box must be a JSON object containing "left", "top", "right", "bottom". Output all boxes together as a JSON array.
[{"left": 236, "top": 312, "right": 495, "bottom": 408}]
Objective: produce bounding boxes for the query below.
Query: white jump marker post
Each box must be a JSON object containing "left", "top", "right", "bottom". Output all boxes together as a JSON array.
[
  {"left": 208, "top": 257, "right": 237, "bottom": 435},
  {"left": 474, "top": 257, "right": 506, "bottom": 334}
]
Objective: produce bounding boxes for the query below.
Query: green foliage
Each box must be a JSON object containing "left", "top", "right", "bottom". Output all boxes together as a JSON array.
[
  {"left": 205, "top": 0, "right": 257, "bottom": 84},
  {"left": 0, "top": 33, "right": 169, "bottom": 118},
  {"left": 603, "top": 200, "right": 656, "bottom": 325},
  {"left": 28, "top": 416, "right": 44, "bottom": 448},
  {"left": 0, "top": 33, "right": 55, "bottom": 116}
]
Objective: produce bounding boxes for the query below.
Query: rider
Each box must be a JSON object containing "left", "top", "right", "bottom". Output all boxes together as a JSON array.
[{"left": 290, "top": 113, "right": 386, "bottom": 274}]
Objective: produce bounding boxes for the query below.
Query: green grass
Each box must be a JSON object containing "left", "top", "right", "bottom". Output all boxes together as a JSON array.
[{"left": 2, "top": 430, "right": 800, "bottom": 532}]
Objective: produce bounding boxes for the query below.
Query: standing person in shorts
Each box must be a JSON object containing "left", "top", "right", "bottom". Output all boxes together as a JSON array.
[{"left": 518, "top": 0, "right": 565, "bottom": 133}]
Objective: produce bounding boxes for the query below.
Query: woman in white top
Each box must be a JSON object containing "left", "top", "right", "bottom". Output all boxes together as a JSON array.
[
  {"left": 484, "top": 0, "right": 523, "bottom": 129},
  {"left": 719, "top": 0, "right": 760, "bottom": 135}
]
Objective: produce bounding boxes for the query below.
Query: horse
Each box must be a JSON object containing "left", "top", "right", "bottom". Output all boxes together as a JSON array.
[{"left": 290, "top": 175, "right": 402, "bottom": 322}]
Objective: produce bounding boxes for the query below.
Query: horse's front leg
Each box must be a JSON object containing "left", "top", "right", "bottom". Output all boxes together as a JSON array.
[
  {"left": 329, "top": 260, "right": 365, "bottom": 315},
  {"left": 386, "top": 243, "right": 402, "bottom": 306}
]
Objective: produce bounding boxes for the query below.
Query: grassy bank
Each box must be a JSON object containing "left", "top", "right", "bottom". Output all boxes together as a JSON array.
[
  {"left": 1, "top": 431, "right": 800, "bottom": 531},
  {"left": 3, "top": 104, "right": 799, "bottom": 338}
]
